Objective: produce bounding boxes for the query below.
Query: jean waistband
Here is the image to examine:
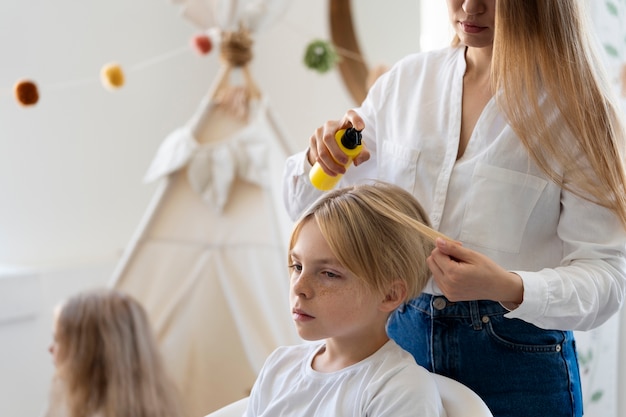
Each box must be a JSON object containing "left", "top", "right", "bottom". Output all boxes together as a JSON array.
[{"left": 403, "top": 293, "right": 509, "bottom": 320}]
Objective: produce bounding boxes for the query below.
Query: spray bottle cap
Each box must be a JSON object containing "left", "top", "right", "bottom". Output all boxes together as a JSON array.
[{"left": 341, "top": 128, "right": 363, "bottom": 149}]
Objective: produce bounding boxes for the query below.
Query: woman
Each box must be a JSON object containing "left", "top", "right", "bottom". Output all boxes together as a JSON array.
[{"left": 282, "top": 1, "right": 626, "bottom": 416}]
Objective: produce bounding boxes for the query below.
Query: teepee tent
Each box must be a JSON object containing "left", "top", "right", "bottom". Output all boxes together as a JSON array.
[{"left": 110, "top": 3, "right": 300, "bottom": 415}]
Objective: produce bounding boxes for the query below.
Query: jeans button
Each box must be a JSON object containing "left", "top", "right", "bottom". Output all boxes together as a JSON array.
[{"left": 433, "top": 297, "right": 447, "bottom": 310}]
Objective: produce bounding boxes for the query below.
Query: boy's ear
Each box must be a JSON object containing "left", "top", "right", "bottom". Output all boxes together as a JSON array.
[{"left": 380, "top": 280, "right": 407, "bottom": 312}]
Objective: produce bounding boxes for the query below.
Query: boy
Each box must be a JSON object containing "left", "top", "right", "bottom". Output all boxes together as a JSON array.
[{"left": 244, "top": 182, "right": 448, "bottom": 416}]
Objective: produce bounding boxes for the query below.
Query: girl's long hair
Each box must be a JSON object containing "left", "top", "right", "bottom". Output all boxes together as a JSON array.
[
  {"left": 55, "top": 289, "right": 184, "bottom": 417},
  {"left": 491, "top": 0, "right": 626, "bottom": 227}
]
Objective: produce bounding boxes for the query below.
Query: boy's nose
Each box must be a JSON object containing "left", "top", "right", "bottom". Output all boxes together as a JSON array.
[{"left": 291, "top": 273, "right": 312, "bottom": 298}]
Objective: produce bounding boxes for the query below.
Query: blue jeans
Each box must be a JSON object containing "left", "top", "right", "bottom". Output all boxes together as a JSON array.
[{"left": 387, "top": 293, "right": 583, "bottom": 417}]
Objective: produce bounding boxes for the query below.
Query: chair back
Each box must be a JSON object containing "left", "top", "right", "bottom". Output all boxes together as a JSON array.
[
  {"left": 205, "top": 374, "right": 493, "bottom": 417},
  {"left": 432, "top": 373, "right": 493, "bottom": 417}
]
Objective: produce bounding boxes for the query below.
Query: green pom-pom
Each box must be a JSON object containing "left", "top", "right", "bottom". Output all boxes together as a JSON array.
[{"left": 303, "top": 39, "right": 339, "bottom": 73}]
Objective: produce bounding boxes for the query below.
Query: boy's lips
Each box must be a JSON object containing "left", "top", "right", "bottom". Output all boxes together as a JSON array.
[{"left": 292, "top": 308, "right": 315, "bottom": 321}]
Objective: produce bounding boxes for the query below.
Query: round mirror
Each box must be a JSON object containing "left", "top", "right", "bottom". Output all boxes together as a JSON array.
[
  {"left": 352, "top": 1, "right": 421, "bottom": 69},
  {"left": 330, "top": 0, "right": 450, "bottom": 104}
]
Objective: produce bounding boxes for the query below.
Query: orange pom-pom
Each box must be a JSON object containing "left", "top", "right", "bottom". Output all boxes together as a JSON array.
[
  {"left": 101, "top": 63, "right": 125, "bottom": 90},
  {"left": 14, "top": 79, "right": 39, "bottom": 106},
  {"left": 192, "top": 34, "right": 213, "bottom": 55}
]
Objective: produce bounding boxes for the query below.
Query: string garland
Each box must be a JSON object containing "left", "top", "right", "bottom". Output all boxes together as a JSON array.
[
  {"left": 2, "top": 18, "right": 366, "bottom": 109},
  {"left": 2, "top": 45, "right": 190, "bottom": 108}
]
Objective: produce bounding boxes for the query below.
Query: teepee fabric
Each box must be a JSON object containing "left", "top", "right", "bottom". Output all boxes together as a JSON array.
[
  {"left": 111, "top": 2, "right": 301, "bottom": 415},
  {"left": 111, "top": 93, "right": 300, "bottom": 417}
]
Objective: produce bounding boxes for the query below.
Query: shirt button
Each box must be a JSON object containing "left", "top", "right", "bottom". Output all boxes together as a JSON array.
[{"left": 433, "top": 297, "right": 447, "bottom": 310}]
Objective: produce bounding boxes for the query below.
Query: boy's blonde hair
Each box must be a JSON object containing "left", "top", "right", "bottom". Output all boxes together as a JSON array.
[
  {"left": 289, "top": 182, "right": 435, "bottom": 301},
  {"left": 55, "top": 288, "right": 184, "bottom": 417}
]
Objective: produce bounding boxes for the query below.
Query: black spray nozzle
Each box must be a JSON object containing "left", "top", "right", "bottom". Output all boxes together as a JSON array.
[{"left": 341, "top": 128, "right": 363, "bottom": 149}]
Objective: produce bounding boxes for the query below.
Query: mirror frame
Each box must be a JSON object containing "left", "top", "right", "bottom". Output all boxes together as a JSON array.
[{"left": 329, "top": 0, "right": 368, "bottom": 104}]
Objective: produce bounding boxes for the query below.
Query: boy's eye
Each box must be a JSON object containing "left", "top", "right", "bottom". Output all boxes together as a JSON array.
[
  {"left": 288, "top": 264, "right": 302, "bottom": 272},
  {"left": 324, "top": 271, "right": 340, "bottom": 279}
]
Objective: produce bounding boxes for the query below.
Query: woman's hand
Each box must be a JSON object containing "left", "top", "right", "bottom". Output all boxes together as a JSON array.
[
  {"left": 307, "top": 110, "right": 371, "bottom": 175},
  {"left": 427, "top": 238, "right": 524, "bottom": 307}
]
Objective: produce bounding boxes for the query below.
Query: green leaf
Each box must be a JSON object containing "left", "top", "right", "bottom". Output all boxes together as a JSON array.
[
  {"left": 605, "top": 44, "right": 619, "bottom": 57},
  {"left": 591, "top": 391, "right": 604, "bottom": 403},
  {"left": 577, "top": 350, "right": 591, "bottom": 365},
  {"left": 606, "top": 1, "right": 619, "bottom": 16}
]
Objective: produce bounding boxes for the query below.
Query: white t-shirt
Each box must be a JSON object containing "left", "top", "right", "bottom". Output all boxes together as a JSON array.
[
  {"left": 244, "top": 340, "right": 446, "bottom": 417},
  {"left": 282, "top": 45, "right": 626, "bottom": 331}
]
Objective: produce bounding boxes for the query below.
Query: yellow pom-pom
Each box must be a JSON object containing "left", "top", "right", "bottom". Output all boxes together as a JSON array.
[
  {"left": 14, "top": 79, "right": 39, "bottom": 106},
  {"left": 101, "top": 63, "right": 125, "bottom": 90}
]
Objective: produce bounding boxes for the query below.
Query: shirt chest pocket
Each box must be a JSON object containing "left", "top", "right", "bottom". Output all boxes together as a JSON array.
[
  {"left": 460, "top": 163, "right": 548, "bottom": 253},
  {"left": 379, "top": 141, "right": 421, "bottom": 193}
]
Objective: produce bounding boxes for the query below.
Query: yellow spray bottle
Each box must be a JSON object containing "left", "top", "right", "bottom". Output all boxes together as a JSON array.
[{"left": 309, "top": 127, "right": 363, "bottom": 191}]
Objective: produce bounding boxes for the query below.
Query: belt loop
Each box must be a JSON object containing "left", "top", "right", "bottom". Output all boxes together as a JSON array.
[
  {"left": 469, "top": 301, "right": 482, "bottom": 330},
  {"left": 428, "top": 294, "right": 435, "bottom": 316}
]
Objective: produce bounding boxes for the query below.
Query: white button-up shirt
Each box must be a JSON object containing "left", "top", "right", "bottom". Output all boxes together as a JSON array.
[{"left": 282, "top": 46, "right": 626, "bottom": 331}]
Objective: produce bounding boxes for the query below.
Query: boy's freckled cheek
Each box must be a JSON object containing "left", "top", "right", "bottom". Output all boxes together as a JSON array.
[
  {"left": 317, "top": 287, "right": 332, "bottom": 296},
  {"left": 317, "top": 286, "right": 358, "bottom": 300}
]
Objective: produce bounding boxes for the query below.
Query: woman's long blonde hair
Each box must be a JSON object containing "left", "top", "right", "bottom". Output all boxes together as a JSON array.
[
  {"left": 289, "top": 182, "right": 438, "bottom": 300},
  {"left": 55, "top": 288, "right": 184, "bottom": 417},
  {"left": 490, "top": 0, "right": 626, "bottom": 227}
]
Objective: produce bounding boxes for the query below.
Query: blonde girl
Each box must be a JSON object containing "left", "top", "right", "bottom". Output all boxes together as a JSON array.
[{"left": 44, "top": 288, "right": 184, "bottom": 417}]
